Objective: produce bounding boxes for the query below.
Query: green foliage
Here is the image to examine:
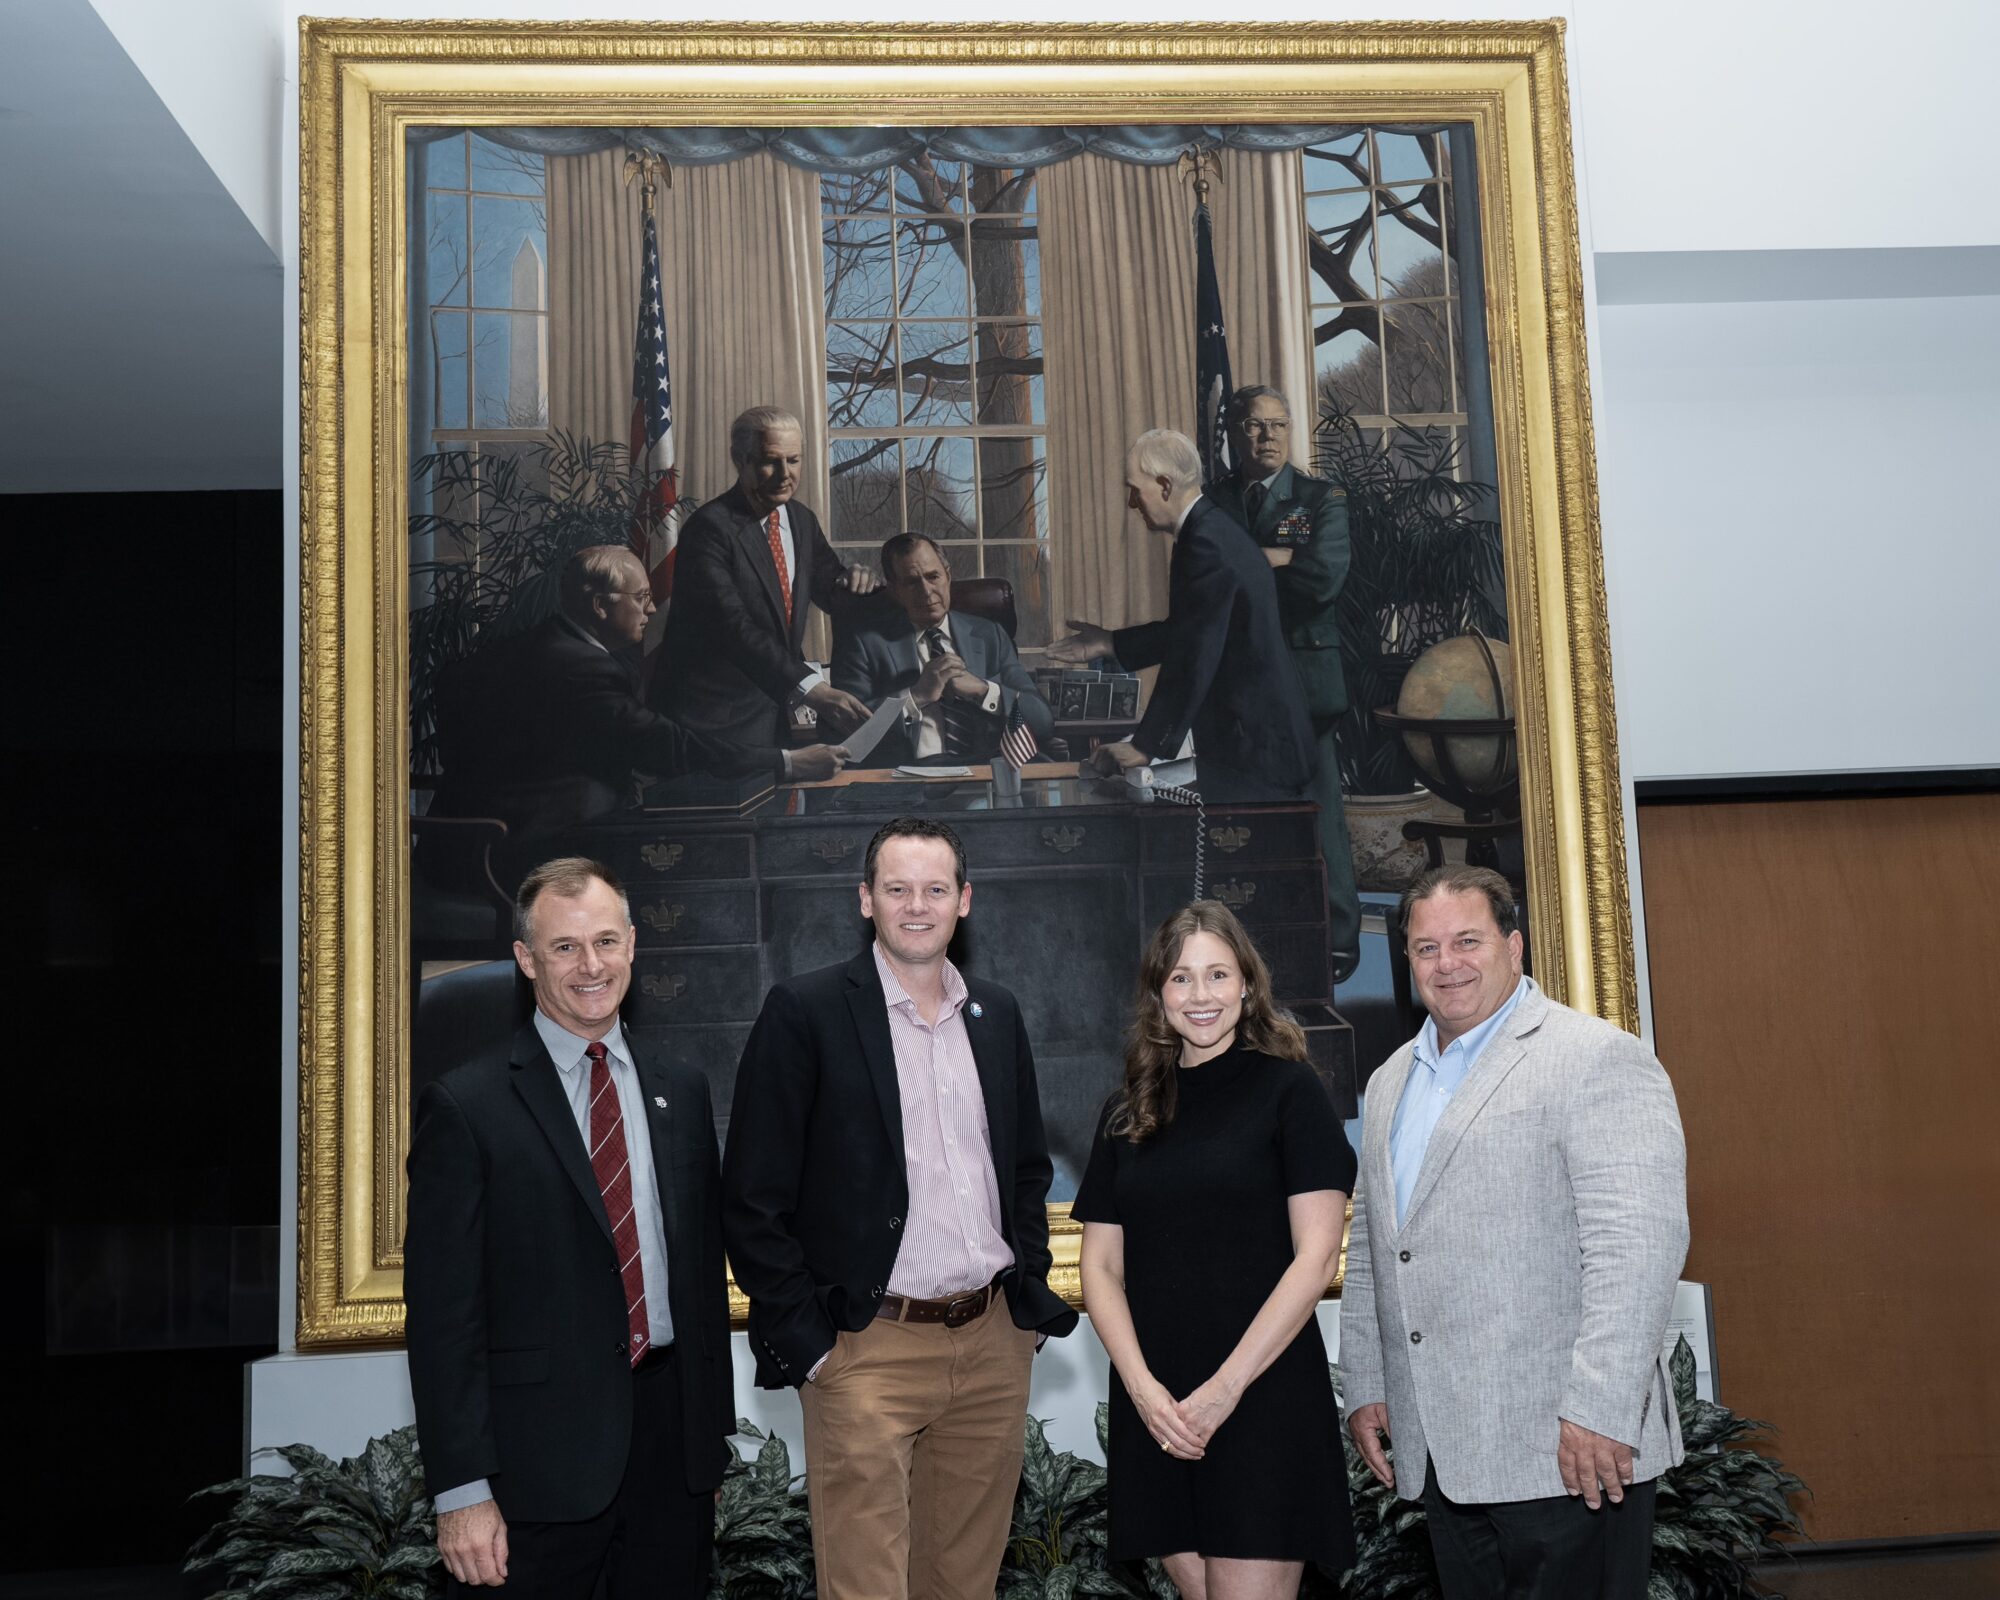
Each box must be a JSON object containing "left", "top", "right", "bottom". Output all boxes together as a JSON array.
[
  {"left": 1645, "top": 1337, "right": 1807, "bottom": 1600},
  {"left": 997, "top": 1408, "right": 1138, "bottom": 1598},
  {"left": 407, "top": 432, "right": 684, "bottom": 778},
  {"left": 711, "top": 1419, "right": 816, "bottom": 1599},
  {"left": 184, "top": 1426, "right": 442, "bottom": 1600},
  {"left": 1311, "top": 404, "right": 1507, "bottom": 795},
  {"left": 195, "top": 1349, "right": 1801, "bottom": 1600},
  {"left": 1331, "top": 1338, "right": 1809, "bottom": 1600}
]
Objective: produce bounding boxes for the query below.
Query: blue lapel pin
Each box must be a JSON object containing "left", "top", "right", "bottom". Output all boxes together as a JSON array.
[{"left": 969, "top": 1001, "right": 983, "bottom": 1018}]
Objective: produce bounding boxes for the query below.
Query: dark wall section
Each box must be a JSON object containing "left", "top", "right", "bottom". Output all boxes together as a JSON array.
[{"left": 1, "top": 491, "right": 281, "bottom": 1575}]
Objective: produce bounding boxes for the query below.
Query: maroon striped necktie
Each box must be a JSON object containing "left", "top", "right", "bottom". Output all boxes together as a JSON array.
[{"left": 586, "top": 1041, "right": 649, "bottom": 1367}]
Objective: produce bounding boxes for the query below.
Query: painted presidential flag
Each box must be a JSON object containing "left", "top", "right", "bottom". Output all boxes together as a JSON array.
[{"left": 1192, "top": 196, "right": 1234, "bottom": 484}]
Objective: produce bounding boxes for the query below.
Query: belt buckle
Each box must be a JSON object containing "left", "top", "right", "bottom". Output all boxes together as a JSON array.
[{"left": 942, "top": 1289, "right": 983, "bottom": 1329}]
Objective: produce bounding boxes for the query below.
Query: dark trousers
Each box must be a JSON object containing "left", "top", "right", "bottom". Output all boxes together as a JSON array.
[
  {"left": 448, "top": 1345, "right": 713, "bottom": 1600},
  {"left": 1306, "top": 714, "right": 1362, "bottom": 961},
  {"left": 1421, "top": 1456, "right": 1656, "bottom": 1600}
]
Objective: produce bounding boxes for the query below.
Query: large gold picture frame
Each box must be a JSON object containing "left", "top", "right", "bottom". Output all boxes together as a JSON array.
[{"left": 297, "top": 18, "right": 1632, "bottom": 1348}]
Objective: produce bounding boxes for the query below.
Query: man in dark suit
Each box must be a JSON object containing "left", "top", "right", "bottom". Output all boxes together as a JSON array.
[
  {"left": 1207, "top": 384, "right": 1363, "bottom": 975},
  {"left": 650, "top": 404, "right": 880, "bottom": 746},
  {"left": 722, "top": 817, "right": 1079, "bottom": 1600},
  {"left": 431, "top": 544, "right": 845, "bottom": 853},
  {"left": 1049, "top": 427, "right": 1315, "bottom": 803},
  {"left": 829, "top": 532, "right": 1055, "bottom": 766},
  {"left": 405, "top": 856, "right": 733, "bottom": 1597}
]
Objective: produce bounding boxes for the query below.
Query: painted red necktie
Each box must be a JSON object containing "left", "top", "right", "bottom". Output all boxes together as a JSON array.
[
  {"left": 764, "top": 509, "right": 793, "bottom": 624},
  {"left": 586, "top": 1041, "right": 649, "bottom": 1367}
]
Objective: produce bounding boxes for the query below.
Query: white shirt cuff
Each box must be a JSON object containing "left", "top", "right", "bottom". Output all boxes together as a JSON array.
[
  {"left": 433, "top": 1479, "right": 494, "bottom": 1513},
  {"left": 796, "top": 668, "right": 826, "bottom": 696},
  {"left": 979, "top": 680, "right": 1002, "bottom": 715}
]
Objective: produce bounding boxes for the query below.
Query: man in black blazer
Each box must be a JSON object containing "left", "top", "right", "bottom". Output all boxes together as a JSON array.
[
  {"left": 431, "top": 545, "right": 845, "bottom": 855},
  {"left": 829, "top": 533, "right": 1055, "bottom": 766},
  {"left": 722, "top": 818, "right": 1079, "bottom": 1600},
  {"left": 405, "top": 857, "right": 732, "bottom": 1596},
  {"left": 1049, "top": 427, "right": 1316, "bottom": 802},
  {"left": 650, "top": 405, "right": 880, "bottom": 746}
]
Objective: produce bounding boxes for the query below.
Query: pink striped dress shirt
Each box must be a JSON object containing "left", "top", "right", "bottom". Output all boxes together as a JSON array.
[{"left": 874, "top": 943, "right": 1015, "bottom": 1299}]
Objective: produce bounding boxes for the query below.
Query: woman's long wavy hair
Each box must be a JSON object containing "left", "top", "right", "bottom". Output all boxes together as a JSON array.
[{"left": 1107, "top": 901, "right": 1308, "bottom": 1142}]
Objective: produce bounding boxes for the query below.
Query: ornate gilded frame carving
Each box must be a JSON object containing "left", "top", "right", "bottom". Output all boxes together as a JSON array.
[{"left": 297, "top": 18, "right": 1631, "bottom": 1347}]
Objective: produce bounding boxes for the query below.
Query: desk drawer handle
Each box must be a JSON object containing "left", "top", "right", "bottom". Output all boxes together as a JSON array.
[
  {"left": 640, "top": 901, "right": 686, "bottom": 933},
  {"left": 1215, "top": 879, "right": 1256, "bottom": 910},
  {"left": 1042, "top": 824, "right": 1086, "bottom": 855},
  {"left": 811, "top": 836, "right": 855, "bottom": 864},
  {"left": 1210, "top": 825, "right": 1252, "bottom": 853},
  {"left": 639, "top": 843, "right": 686, "bottom": 873},
  {"left": 641, "top": 974, "right": 688, "bottom": 1005}
]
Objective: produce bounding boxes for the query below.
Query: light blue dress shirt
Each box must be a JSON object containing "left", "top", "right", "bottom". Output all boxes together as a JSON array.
[
  {"left": 1387, "top": 975, "right": 1532, "bottom": 1226},
  {"left": 433, "top": 1014, "right": 675, "bottom": 1514}
]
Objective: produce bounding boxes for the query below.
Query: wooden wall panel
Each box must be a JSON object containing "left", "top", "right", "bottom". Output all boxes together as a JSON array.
[{"left": 1637, "top": 793, "right": 2000, "bottom": 1542}]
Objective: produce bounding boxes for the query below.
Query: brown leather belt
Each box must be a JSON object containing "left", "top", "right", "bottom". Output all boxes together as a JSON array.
[{"left": 875, "top": 1280, "right": 1001, "bottom": 1329}]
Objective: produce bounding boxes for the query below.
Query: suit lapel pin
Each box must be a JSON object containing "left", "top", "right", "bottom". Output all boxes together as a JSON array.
[
  {"left": 653, "top": 1095, "right": 668, "bottom": 1110},
  {"left": 969, "top": 1001, "right": 983, "bottom": 1018}
]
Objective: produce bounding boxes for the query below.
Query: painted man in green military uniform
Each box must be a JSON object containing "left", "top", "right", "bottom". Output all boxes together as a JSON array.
[{"left": 1205, "top": 384, "right": 1363, "bottom": 981}]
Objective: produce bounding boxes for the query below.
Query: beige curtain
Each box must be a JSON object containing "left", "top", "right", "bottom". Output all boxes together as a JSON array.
[
  {"left": 1039, "top": 147, "right": 1312, "bottom": 633},
  {"left": 548, "top": 149, "right": 828, "bottom": 514}
]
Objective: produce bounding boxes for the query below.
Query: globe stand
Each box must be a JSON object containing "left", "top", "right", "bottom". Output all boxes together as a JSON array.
[
  {"left": 1370, "top": 707, "right": 1526, "bottom": 1029},
  {"left": 1369, "top": 710, "right": 1520, "bottom": 871}
]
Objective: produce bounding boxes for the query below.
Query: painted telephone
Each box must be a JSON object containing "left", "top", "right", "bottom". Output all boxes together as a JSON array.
[{"left": 1125, "top": 758, "right": 1208, "bottom": 897}]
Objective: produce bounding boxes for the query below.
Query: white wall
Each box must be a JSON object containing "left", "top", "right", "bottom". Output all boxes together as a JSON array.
[
  {"left": 1598, "top": 290, "right": 2000, "bottom": 783},
  {"left": 89, "top": 0, "right": 285, "bottom": 255}
]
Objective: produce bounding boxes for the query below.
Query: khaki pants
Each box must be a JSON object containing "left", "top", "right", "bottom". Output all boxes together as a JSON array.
[{"left": 799, "top": 1295, "right": 1036, "bottom": 1600}]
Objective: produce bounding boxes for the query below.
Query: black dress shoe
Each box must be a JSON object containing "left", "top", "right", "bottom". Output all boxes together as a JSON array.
[{"left": 1331, "top": 948, "right": 1360, "bottom": 987}]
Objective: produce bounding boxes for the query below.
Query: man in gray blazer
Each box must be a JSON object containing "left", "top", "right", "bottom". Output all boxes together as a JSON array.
[
  {"left": 1340, "top": 865, "right": 1688, "bottom": 1600},
  {"left": 830, "top": 533, "right": 1053, "bottom": 767}
]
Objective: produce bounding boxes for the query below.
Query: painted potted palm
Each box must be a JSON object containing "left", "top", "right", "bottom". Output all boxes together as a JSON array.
[{"left": 1311, "top": 401, "right": 1508, "bottom": 890}]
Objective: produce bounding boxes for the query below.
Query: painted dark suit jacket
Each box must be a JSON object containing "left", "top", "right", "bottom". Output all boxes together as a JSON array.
[
  {"left": 1111, "top": 496, "right": 1316, "bottom": 794},
  {"left": 431, "top": 613, "right": 775, "bottom": 842},
  {"left": 650, "top": 485, "right": 858, "bottom": 746},
  {"left": 829, "top": 607, "right": 1055, "bottom": 767}
]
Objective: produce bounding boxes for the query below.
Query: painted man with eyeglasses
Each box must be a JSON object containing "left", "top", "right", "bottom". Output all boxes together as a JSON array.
[
  {"left": 1205, "top": 384, "right": 1362, "bottom": 981},
  {"left": 1339, "top": 864, "right": 1689, "bottom": 1600},
  {"left": 432, "top": 544, "right": 847, "bottom": 855}
]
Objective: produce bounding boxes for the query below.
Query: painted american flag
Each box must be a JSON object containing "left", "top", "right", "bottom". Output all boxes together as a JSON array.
[
  {"left": 1000, "top": 701, "right": 1039, "bottom": 771},
  {"left": 629, "top": 203, "right": 681, "bottom": 603}
]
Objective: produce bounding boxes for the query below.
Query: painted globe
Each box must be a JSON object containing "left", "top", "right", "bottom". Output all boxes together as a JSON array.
[{"left": 1393, "top": 633, "right": 1517, "bottom": 796}]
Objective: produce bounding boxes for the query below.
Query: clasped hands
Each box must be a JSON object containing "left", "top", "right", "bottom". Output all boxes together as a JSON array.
[
  {"left": 912, "top": 650, "right": 986, "bottom": 708},
  {"left": 1131, "top": 1371, "right": 1241, "bottom": 1461},
  {"left": 1346, "top": 1405, "right": 1636, "bottom": 1509}
]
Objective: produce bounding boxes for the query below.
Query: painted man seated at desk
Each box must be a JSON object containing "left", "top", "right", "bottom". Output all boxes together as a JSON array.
[
  {"left": 829, "top": 533, "right": 1054, "bottom": 767},
  {"left": 432, "top": 545, "right": 844, "bottom": 869}
]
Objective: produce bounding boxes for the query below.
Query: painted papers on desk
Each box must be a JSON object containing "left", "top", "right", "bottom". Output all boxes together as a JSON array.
[{"left": 838, "top": 695, "right": 909, "bottom": 765}]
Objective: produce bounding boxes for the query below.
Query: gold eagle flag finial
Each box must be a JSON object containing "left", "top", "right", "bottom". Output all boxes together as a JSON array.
[
  {"left": 622, "top": 148, "right": 672, "bottom": 213},
  {"left": 1177, "top": 145, "right": 1223, "bottom": 208}
]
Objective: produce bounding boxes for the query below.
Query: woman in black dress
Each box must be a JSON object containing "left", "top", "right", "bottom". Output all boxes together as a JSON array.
[{"left": 1074, "top": 901, "right": 1356, "bottom": 1599}]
